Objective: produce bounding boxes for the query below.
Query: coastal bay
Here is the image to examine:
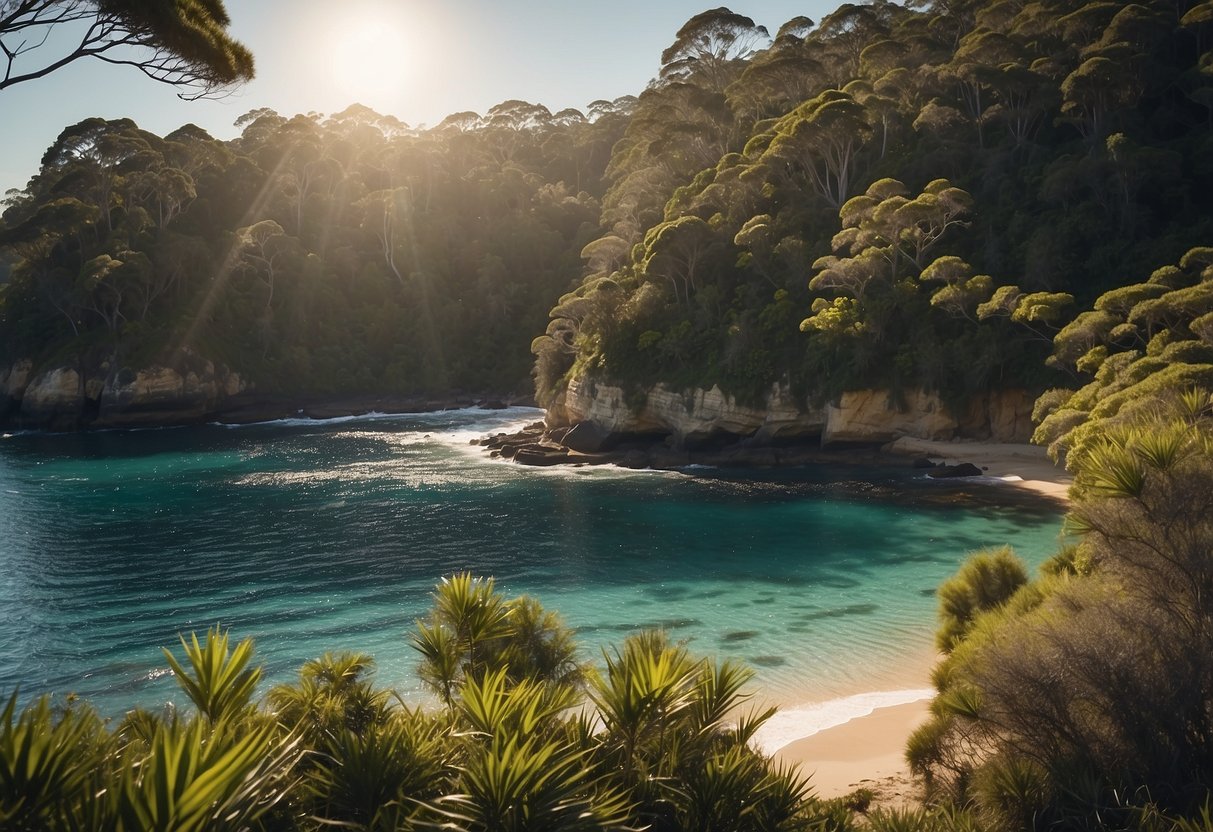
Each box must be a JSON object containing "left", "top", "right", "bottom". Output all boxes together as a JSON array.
[{"left": 0, "top": 408, "right": 1065, "bottom": 765}]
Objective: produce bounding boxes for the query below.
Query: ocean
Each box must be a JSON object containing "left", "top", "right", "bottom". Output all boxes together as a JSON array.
[{"left": 0, "top": 407, "right": 1063, "bottom": 736}]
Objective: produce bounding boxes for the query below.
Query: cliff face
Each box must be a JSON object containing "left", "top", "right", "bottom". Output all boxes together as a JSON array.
[
  {"left": 548, "top": 378, "right": 1036, "bottom": 447},
  {"left": 553, "top": 379, "right": 826, "bottom": 447},
  {"left": 0, "top": 353, "right": 248, "bottom": 430}
]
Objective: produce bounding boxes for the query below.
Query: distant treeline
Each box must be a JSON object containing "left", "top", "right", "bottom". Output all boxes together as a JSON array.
[{"left": 0, "top": 101, "right": 625, "bottom": 394}]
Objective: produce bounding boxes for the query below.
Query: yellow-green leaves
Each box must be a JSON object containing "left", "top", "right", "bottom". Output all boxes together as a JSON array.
[
  {"left": 163, "top": 628, "right": 261, "bottom": 724},
  {"left": 0, "top": 693, "right": 107, "bottom": 829}
]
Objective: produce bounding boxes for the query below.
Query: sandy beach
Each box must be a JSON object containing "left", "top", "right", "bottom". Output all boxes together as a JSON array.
[
  {"left": 774, "top": 699, "right": 933, "bottom": 802},
  {"left": 886, "top": 437, "right": 1073, "bottom": 503}
]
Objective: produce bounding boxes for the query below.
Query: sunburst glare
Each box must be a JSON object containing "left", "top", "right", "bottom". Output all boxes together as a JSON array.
[{"left": 328, "top": 5, "right": 419, "bottom": 107}]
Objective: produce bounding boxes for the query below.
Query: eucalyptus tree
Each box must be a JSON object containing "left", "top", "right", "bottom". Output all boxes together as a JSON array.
[
  {"left": 761, "top": 89, "right": 874, "bottom": 210},
  {"left": 0, "top": 0, "right": 253, "bottom": 97},
  {"left": 1035, "top": 248, "right": 1213, "bottom": 460},
  {"left": 658, "top": 6, "right": 769, "bottom": 92},
  {"left": 808, "top": 1, "right": 900, "bottom": 86},
  {"left": 726, "top": 40, "right": 826, "bottom": 123}
]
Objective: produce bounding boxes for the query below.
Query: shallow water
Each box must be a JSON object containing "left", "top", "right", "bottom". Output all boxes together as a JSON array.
[{"left": 0, "top": 408, "right": 1064, "bottom": 716}]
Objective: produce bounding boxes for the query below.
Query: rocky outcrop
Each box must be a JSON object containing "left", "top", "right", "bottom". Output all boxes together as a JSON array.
[
  {"left": 554, "top": 379, "right": 826, "bottom": 447},
  {"left": 3, "top": 352, "right": 250, "bottom": 430},
  {"left": 821, "top": 389, "right": 956, "bottom": 447},
  {"left": 20, "top": 367, "right": 87, "bottom": 428},
  {"left": 550, "top": 377, "right": 1040, "bottom": 449},
  {"left": 94, "top": 362, "right": 247, "bottom": 427},
  {"left": 970, "top": 389, "right": 1036, "bottom": 443},
  {"left": 0, "top": 359, "right": 34, "bottom": 419}
]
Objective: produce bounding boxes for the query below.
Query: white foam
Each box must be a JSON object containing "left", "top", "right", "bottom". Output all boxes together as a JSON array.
[
  {"left": 750, "top": 688, "right": 934, "bottom": 755},
  {"left": 212, "top": 411, "right": 397, "bottom": 428},
  {"left": 211, "top": 405, "right": 544, "bottom": 432}
]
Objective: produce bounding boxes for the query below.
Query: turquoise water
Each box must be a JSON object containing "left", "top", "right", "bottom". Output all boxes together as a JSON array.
[{"left": 0, "top": 408, "right": 1063, "bottom": 717}]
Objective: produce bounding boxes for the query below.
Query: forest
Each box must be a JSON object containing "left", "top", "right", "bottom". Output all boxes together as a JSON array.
[
  {"left": 528, "top": 0, "right": 1213, "bottom": 427},
  {"left": 3, "top": 0, "right": 1213, "bottom": 429}
]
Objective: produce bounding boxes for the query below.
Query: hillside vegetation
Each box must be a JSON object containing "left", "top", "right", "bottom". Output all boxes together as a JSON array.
[
  {"left": 531, "top": 0, "right": 1213, "bottom": 416},
  {"left": 4, "top": 0, "right": 1213, "bottom": 426}
]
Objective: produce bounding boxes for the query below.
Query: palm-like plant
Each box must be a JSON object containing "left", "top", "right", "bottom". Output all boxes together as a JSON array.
[
  {"left": 267, "top": 650, "right": 392, "bottom": 744},
  {"left": 163, "top": 627, "right": 261, "bottom": 724},
  {"left": 413, "top": 573, "right": 512, "bottom": 705},
  {"left": 0, "top": 693, "right": 111, "bottom": 830},
  {"left": 413, "top": 574, "right": 589, "bottom": 707},
  {"left": 305, "top": 707, "right": 457, "bottom": 830},
  {"left": 105, "top": 714, "right": 301, "bottom": 832},
  {"left": 440, "top": 732, "right": 635, "bottom": 832},
  {"left": 499, "top": 595, "right": 587, "bottom": 689},
  {"left": 459, "top": 667, "right": 579, "bottom": 740},
  {"left": 592, "top": 630, "right": 700, "bottom": 773},
  {"left": 591, "top": 631, "right": 811, "bottom": 831}
]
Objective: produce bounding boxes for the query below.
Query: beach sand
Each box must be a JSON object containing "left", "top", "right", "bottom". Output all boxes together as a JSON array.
[
  {"left": 773, "top": 699, "right": 932, "bottom": 803},
  {"left": 885, "top": 437, "right": 1073, "bottom": 503}
]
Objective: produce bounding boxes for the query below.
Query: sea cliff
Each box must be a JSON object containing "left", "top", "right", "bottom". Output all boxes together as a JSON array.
[
  {"left": 545, "top": 378, "right": 1035, "bottom": 448},
  {"left": 0, "top": 352, "right": 249, "bottom": 431}
]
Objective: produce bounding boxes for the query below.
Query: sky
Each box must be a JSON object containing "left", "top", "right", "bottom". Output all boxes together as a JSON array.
[{"left": 0, "top": 0, "right": 839, "bottom": 196}]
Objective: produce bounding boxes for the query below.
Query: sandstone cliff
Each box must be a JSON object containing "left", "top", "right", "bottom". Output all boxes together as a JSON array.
[
  {"left": 547, "top": 378, "right": 1036, "bottom": 448},
  {"left": 0, "top": 352, "right": 248, "bottom": 430},
  {"left": 552, "top": 379, "right": 825, "bottom": 447}
]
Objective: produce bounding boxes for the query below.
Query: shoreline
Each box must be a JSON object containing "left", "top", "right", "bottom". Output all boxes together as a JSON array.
[
  {"left": 772, "top": 697, "right": 933, "bottom": 802},
  {"left": 884, "top": 436, "right": 1072, "bottom": 504},
  {"left": 741, "top": 435, "right": 1074, "bottom": 803},
  {"left": 752, "top": 644, "right": 940, "bottom": 802},
  {"left": 753, "top": 687, "right": 935, "bottom": 758}
]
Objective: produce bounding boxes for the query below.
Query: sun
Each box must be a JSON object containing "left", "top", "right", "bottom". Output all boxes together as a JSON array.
[{"left": 330, "top": 14, "right": 416, "bottom": 105}]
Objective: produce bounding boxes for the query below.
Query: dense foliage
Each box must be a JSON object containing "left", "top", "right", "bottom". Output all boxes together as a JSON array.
[
  {"left": 908, "top": 390, "right": 1213, "bottom": 830},
  {"left": 0, "top": 102, "right": 625, "bottom": 396},
  {"left": 1034, "top": 246, "right": 1213, "bottom": 460},
  {"left": 6, "top": 0, "right": 1213, "bottom": 414},
  {"left": 0, "top": 577, "right": 825, "bottom": 832},
  {"left": 532, "top": 0, "right": 1213, "bottom": 408}
]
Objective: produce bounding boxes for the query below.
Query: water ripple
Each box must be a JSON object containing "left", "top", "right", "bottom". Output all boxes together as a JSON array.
[{"left": 0, "top": 409, "right": 1064, "bottom": 714}]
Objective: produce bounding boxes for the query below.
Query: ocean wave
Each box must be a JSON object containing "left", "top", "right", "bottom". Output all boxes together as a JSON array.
[
  {"left": 750, "top": 688, "right": 935, "bottom": 755},
  {"left": 211, "top": 405, "right": 544, "bottom": 432}
]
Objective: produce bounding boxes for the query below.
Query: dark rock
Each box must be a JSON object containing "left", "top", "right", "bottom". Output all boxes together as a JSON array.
[
  {"left": 701, "top": 446, "right": 779, "bottom": 467},
  {"left": 478, "top": 399, "right": 507, "bottom": 410},
  {"left": 912, "top": 456, "right": 936, "bottom": 469},
  {"left": 562, "top": 421, "right": 613, "bottom": 453},
  {"left": 648, "top": 446, "right": 691, "bottom": 469},
  {"left": 500, "top": 445, "right": 518, "bottom": 458},
  {"left": 620, "top": 449, "right": 649, "bottom": 469},
  {"left": 927, "top": 462, "right": 983, "bottom": 479},
  {"left": 514, "top": 447, "right": 571, "bottom": 466},
  {"left": 546, "top": 426, "right": 570, "bottom": 444}
]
